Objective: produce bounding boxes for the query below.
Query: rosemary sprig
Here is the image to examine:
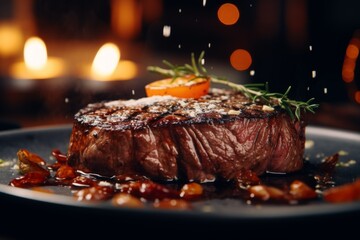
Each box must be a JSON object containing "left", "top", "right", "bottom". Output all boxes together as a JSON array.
[{"left": 147, "top": 51, "right": 319, "bottom": 121}]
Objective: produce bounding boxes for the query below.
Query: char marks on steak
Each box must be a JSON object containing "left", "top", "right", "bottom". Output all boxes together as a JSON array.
[{"left": 67, "top": 89, "right": 306, "bottom": 182}]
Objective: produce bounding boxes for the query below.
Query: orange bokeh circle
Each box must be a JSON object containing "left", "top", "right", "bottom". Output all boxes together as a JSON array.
[{"left": 230, "top": 49, "right": 252, "bottom": 71}]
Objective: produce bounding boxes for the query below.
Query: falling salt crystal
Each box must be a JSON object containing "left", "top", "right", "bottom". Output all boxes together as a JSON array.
[
  {"left": 132, "top": 89, "right": 135, "bottom": 95},
  {"left": 203, "top": 0, "right": 207, "bottom": 7},
  {"left": 250, "top": 4, "right": 253, "bottom": 7},
  {"left": 312, "top": 70, "right": 316, "bottom": 78},
  {"left": 64, "top": 98, "right": 69, "bottom": 103},
  {"left": 163, "top": 25, "right": 171, "bottom": 37},
  {"left": 307, "top": 86, "right": 310, "bottom": 91},
  {"left": 179, "top": 8, "right": 182, "bottom": 13},
  {"left": 250, "top": 70, "right": 255, "bottom": 76},
  {"left": 309, "top": 45, "right": 313, "bottom": 51},
  {"left": 208, "top": 43, "right": 211, "bottom": 48},
  {"left": 201, "top": 58, "right": 205, "bottom": 65},
  {"left": 324, "top": 88, "right": 328, "bottom": 94},
  {"left": 178, "top": 44, "right": 182, "bottom": 49}
]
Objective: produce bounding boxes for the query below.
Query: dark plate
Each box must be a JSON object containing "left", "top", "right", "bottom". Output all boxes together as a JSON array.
[{"left": 1, "top": 125, "right": 360, "bottom": 237}]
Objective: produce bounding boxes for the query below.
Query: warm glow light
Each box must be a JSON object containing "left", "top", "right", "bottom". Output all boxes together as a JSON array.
[
  {"left": 346, "top": 44, "right": 359, "bottom": 59},
  {"left": 342, "top": 58, "right": 356, "bottom": 83},
  {"left": 230, "top": 49, "right": 252, "bottom": 71},
  {"left": 111, "top": 0, "right": 142, "bottom": 40},
  {"left": 83, "top": 59, "right": 137, "bottom": 83},
  {"left": 342, "top": 68, "right": 354, "bottom": 83},
  {"left": 217, "top": 3, "right": 240, "bottom": 25},
  {"left": 355, "top": 91, "right": 360, "bottom": 104},
  {"left": 84, "top": 43, "right": 137, "bottom": 81},
  {"left": 24, "top": 37, "right": 47, "bottom": 70},
  {"left": 0, "top": 23, "right": 23, "bottom": 56},
  {"left": 342, "top": 36, "right": 360, "bottom": 103},
  {"left": 10, "top": 36, "right": 65, "bottom": 81},
  {"left": 112, "top": 60, "right": 138, "bottom": 79},
  {"left": 91, "top": 43, "right": 121, "bottom": 78},
  {"left": 342, "top": 40, "right": 359, "bottom": 83},
  {"left": 343, "top": 58, "right": 356, "bottom": 69}
]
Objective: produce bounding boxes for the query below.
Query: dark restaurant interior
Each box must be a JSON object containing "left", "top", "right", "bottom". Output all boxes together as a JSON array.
[
  {"left": 1, "top": 1, "right": 360, "bottom": 238},
  {"left": 0, "top": 0, "right": 359, "bottom": 132}
]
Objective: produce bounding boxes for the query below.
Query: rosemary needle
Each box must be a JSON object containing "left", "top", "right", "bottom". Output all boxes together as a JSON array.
[{"left": 147, "top": 51, "right": 319, "bottom": 121}]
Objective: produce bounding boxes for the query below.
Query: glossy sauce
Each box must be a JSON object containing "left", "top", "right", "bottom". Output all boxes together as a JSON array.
[{"left": 9, "top": 149, "right": 356, "bottom": 209}]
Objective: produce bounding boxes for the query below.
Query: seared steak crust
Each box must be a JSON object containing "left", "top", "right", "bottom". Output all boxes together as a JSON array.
[{"left": 67, "top": 89, "right": 306, "bottom": 182}]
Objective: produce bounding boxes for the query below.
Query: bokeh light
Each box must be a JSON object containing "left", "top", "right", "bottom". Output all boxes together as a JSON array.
[
  {"left": 346, "top": 44, "right": 359, "bottom": 59},
  {"left": 91, "top": 43, "right": 120, "bottom": 78},
  {"left": 230, "top": 49, "right": 252, "bottom": 71},
  {"left": 342, "top": 35, "right": 360, "bottom": 104},
  {"left": 217, "top": 3, "right": 240, "bottom": 25},
  {"left": 0, "top": 24, "right": 23, "bottom": 57},
  {"left": 342, "top": 38, "right": 359, "bottom": 83},
  {"left": 355, "top": 91, "right": 360, "bottom": 104}
]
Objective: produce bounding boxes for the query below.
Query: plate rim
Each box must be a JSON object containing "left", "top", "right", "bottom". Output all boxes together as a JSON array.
[{"left": 1, "top": 124, "right": 360, "bottom": 220}]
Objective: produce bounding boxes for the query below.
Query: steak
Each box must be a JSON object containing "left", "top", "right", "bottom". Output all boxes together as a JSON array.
[{"left": 67, "top": 88, "right": 306, "bottom": 182}]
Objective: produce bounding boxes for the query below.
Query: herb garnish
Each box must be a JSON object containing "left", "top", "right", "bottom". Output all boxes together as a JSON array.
[{"left": 147, "top": 51, "right": 319, "bottom": 121}]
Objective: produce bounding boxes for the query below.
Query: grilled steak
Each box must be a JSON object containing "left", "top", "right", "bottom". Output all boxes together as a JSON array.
[{"left": 67, "top": 89, "right": 306, "bottom": 182}]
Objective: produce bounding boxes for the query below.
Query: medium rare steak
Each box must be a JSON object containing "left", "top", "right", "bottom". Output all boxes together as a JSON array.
[{"left": 67, "top": 88, "right": 306, "bottom": 182}]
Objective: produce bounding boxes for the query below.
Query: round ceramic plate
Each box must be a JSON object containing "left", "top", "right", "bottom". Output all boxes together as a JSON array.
[{"left": 1, "top": 124, "right": 360, "bottom": 231}]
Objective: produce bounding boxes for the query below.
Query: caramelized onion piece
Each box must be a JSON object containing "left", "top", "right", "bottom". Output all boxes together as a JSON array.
[
  {"left": 12, "top": 149, "right": 50, "bottom": 188},
  {"left": 55, "top": 165, "right": 76, "bottom": 180},
  {"left": 74, "top": 186, "right": 115, "bottom": 201},
  {"left": 71, "top": 176, "right": 98, "bottom": 188},
  {"left": 10, "top": 172, "right": 49, "bottom": 188},
  {"left": 18, "top": 149, "right": 46, "bottom": 165},
  {"left": 17, "top": 149, "right": 49, "bottom": 177},
  {"left": 51, "top": 149, "right": 67, "bottom": 163},
  {"left": 179, "top": 183, "right": 203, "bottom": 200},
  {"left": 249, "top": 185, "right": 286, "bottom": 201},
  {"left": 49, "top": 149, "right": 68, "bottom": 170},
  {"left": 323, "top": 179, "right": 360, "bottom": 203},
  {"left": 289, "top": 180, "right": 317, "bottom": 200},
  {"left": 112, "top": 193, "right": 144, "bottom": 208}
]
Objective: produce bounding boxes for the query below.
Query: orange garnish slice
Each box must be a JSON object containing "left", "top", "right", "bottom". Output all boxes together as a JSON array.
[{"left": 145, "top": 75, "right": 210, "bottom": 99}]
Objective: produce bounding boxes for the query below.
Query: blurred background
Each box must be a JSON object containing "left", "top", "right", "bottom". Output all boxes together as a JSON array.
[{"left": 0, "top": 0, "right": 359, "bottom": 132}]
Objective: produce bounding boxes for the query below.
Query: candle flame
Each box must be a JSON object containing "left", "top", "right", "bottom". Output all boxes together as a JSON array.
[
  {"left": 91, "top": 43, "right": 120, "bottom": 78},
  {"left": 24, "top": 37, "right": 47, "bottom": 70}
]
